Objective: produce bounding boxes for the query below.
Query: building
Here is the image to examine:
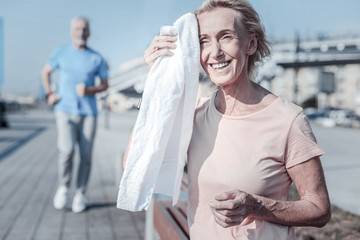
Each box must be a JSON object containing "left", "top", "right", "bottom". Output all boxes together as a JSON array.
[
  {"left": 107, "top": 35, "right": 360, "bottom": 116},
  {"left": 258, "top": 35, "right": 360, "bottom": 115}
]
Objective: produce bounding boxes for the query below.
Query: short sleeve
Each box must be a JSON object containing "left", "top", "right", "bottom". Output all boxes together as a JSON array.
[
  {"left": 97, "top": 57, "right": 108, "bottom": 79},
  {"left": 285, "top": 111, "right": 324, "bottom": 169},
  {"left": 196, "top": 97, "right": 209, "bottom": 107},
  {"left": 47, "top": 46, "right": 62, "bottom": 70}
]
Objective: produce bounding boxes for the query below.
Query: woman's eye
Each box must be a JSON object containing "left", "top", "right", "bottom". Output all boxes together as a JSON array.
[
  {"left": 223, "top": 35, "right": 233, "bottom": 40},
  {"left": 200, "top": 39, "right": 209, "bottom": 45}
]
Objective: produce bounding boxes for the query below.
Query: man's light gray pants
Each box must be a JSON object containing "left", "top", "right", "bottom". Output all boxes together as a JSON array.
[{"left": 55, "top": 112, "right": 97, "bottom": 193}]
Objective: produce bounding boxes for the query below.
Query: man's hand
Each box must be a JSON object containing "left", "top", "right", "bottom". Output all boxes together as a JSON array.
[
  {"left": 76, "top": 83, "right": 86, "bottom": 96},
  {"left": 47, "top": 93, "right": 60, "bottom": 106},
  {"left": 208, "top": 189, "right": 262, "bottom": 228}
]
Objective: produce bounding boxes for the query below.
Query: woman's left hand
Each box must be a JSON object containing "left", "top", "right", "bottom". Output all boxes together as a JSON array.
[{"left": 209, "top": 189, "right": 262, "bottom": 228}]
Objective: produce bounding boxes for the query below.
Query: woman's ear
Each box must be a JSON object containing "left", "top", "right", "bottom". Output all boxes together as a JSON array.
[{"left": 247, "top": 34, "right": 258, "bottom": 55}]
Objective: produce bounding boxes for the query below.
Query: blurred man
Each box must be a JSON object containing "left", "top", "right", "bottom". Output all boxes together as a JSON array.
[{"left": 41, "top": 17, "right": 108, "bottom": 213}]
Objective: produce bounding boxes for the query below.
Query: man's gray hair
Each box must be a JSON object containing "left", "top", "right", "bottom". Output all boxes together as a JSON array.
[{"left": 71, "top": 16, "right": 90, "bottom": 29}]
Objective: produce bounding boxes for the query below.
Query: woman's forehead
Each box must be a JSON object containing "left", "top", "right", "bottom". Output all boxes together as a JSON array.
[{"left": 197, "top": 8, "right": 243, "bottom": 35}]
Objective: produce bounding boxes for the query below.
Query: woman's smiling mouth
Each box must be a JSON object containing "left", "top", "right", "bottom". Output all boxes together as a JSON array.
[{"left": 211, "top": 61, "right": 231, "bottom": 69}]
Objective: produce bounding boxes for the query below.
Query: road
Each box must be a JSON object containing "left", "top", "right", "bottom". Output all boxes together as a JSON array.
[
  {"left": 311, "top": 123, "right": 360, "bottom": 215},
  {"left": 0, "top": 109, "right": 145, "bottom": 240}
]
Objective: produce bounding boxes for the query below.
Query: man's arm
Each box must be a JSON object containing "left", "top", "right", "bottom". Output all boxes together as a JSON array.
[
  {"left": 41, "top": 64, "right": 60, "bottom": 105},
  {"left": 41, "top": 64, "right": 53, "bottom": 96},
  {"left": 76, "top": 78, "right": 108, "bottom": 96}
]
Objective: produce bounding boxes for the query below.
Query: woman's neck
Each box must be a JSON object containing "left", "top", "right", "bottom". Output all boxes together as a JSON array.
[{"left": 215, "top": 79, "right": 274, "bottom": 116}]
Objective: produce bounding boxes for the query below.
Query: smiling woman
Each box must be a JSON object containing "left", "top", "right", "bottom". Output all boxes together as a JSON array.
[
  {"left": 198, "top": 8, "right": 249, "bottom": 88},
  {"left": 197, "top": 4, "right": 270, "bottom": 86},
  {"left": 130, "top": 0, "right": 332, "bottom": 239}
]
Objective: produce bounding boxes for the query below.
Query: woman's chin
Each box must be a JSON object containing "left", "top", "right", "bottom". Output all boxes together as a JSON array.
[{"left": 210, "top": 78, "right": 238, "bottom": 88}]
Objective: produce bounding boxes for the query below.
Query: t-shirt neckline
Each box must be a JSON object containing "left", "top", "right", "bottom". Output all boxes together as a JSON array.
[{"left": 210, "top": 91, "right": 281, "bottom": 120}]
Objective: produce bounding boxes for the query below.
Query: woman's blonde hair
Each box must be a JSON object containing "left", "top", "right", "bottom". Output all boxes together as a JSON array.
[{"left": 195, "top": 0, "right": 271, "bottom": 79}]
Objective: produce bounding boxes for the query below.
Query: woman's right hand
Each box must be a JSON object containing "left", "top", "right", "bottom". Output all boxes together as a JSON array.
[{"left": 144, "top": 35, "right": 177, "bottom": 71}]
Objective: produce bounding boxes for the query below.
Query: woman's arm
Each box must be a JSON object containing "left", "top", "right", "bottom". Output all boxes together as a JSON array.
[
  {"left": 209, "top": 157, "right": 331, "bottom": 228},
  {"left": 256, "top": 157, "right": 331, "bottom": 227}
]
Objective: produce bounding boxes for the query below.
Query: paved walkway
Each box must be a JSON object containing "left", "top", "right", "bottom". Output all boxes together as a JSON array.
[
  {"left": 0, "top": 109, "right": 144, "bottom": 240},
  {"left": 1, "top": 108, "right": 359, "bottom": 240}
]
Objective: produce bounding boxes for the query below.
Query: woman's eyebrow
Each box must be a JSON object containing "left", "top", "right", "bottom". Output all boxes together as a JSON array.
[
  {"left": 199, "top": 29, "right": 237, "bottom": 37},
  {"left": 217, "top": 29, "right": 237, "bottom": 35}
]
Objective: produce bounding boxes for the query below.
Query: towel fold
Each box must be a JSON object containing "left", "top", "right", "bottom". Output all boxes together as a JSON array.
[{"left": 117, "top": 13, "right": 200, "bottom": 211}]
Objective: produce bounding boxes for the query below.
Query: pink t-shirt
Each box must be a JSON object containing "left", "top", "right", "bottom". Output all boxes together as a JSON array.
[{"left": 187, "top": 93, "right": 324, "bottom": 240}]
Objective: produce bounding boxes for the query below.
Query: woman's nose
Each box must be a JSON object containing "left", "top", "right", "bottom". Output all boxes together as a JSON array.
[{"left": 210, "top": 42, "right": 224, "bottom": 59}]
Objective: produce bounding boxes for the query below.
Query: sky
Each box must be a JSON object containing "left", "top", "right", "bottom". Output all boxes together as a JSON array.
[{"left": 0, "top": 0, "right": 360, "bottom": 96}]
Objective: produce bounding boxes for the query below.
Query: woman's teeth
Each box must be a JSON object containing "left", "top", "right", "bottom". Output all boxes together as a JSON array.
[{"left": 212, "top": 62, "right": 230, "bottom": 69}]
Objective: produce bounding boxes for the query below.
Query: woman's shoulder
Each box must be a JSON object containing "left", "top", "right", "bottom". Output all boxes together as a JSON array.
[
  {"left": 253, "top": 85, "right": 303, "bottom": 118},
  {"left": 196, "top": 96, "right": 210, "bottom": 107},
  {"left": 272, "top": 97, "right": 306, "bottom": 122},
  {"left": 276, "top": 97, "right": 303, "bottom": 112},
  {"left": 194, "top": 94, "right": 212, "bottom": 115}
]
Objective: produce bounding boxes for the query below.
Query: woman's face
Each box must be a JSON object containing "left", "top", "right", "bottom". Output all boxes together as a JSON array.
[{"left": 197, "top": 7, "right": 253, "bottom": 87}]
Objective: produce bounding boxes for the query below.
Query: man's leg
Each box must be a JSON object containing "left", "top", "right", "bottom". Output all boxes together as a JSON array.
[
  {"left": 56, "top": 112, "right": 76, "bottom": 188},
  {"left": 54, "top": 112, "right": 76, "bottom": 209},
  {"left": 72, "top": 115, "right": 96, "bottom": 213},
  {"left": 76, "top": 115, "right": 97, "bottom": 192}
]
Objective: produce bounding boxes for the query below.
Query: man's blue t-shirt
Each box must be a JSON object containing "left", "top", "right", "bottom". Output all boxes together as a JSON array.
[{"left": 48, "top": 44, "right": 108, "bottom": 115}]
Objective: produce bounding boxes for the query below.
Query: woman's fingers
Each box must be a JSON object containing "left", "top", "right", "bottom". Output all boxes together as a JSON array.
[
  {"left": 209, "top": 189, "right": 263, "bottom": 228},
  {"left": 216, "top": 207, "right": 248, "bottom": 217},
  {"left": 214, "top": 189, "right": 239, "bottom": 201},
  {"left": 149, "top": 36, "right": 177, "bottom": 51},
  {"left": 144, "top": 35, "right": 177, "bottom": 71},
  {"left": 153, "top": 35, "right": 177, "bottom": 45},
  {"left": 150, "top": 48, "right": 175, "bottom": 61},
  {"left": 210, "top": 207, "right": 246, "bottom": 228}
]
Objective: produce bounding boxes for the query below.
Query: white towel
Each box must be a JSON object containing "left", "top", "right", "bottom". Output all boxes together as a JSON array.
[{"left": 117, "top": 13, "right": 200, "bottom": 211}]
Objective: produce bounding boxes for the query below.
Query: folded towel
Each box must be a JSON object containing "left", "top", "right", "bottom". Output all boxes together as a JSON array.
[{"left": 117, "top": 13, "right": 200, "bottom": 211}]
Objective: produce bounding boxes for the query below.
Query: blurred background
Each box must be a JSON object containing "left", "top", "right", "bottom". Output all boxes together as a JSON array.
[
  {"left": 1, "top": 1, "right": 360, "bottom": 240},
  {"left": 1, "top": 0, "right": 360, "bottom": 123}
]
